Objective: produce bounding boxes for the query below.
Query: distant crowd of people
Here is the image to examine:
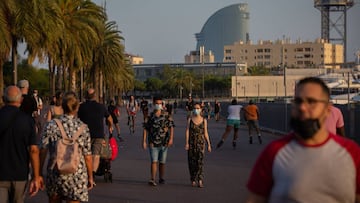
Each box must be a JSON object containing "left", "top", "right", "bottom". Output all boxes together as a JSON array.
[{"left": 1, "top": 76, "right": 358, "bottom": 203}]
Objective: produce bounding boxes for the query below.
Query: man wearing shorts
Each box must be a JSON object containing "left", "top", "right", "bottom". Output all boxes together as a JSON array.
[
  {"left": 244, "top": 100, "right": 262, "bottom": 144},
  {"left": 78, "top": 88, "right": 113, "bottom": 176},
  {"left": 143, "top": 96, "right": 174, "bottom": 186}
]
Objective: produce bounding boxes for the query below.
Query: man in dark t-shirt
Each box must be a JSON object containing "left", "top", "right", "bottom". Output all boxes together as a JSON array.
[
  {"left": 0, "top": 86, "right": 43, "bottom": 201},
  {"left": 185, "top": 96, "right": 194, "bottom": 119},
  {"left": 78, "top": 88, "right": 113, "bottom": 175},
  {"left": 17, "top": 80, "right": 37, "bottom": 118}
]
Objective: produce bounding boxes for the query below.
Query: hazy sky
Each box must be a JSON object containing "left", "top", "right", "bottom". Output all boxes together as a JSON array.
[{"left": 95, "top": 0, "right": 360, "bottom": 64}]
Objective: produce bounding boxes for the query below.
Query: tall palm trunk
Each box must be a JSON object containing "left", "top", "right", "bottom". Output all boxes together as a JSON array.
[
  {"left": 0, "top": 58, "right": 4, "bottom": 106},
  {"left": 48, "top": 57, "right": 56, "bottom": 96},
  {"left": 70, "top": 67, "right": 77, "bottom": 92},
  {"left": 11, "top": 37, "right": 17, "bottom": 85},
  {"left": 56, "top": 65, "right": 63, "bottom": 91},
  {"left": 92, "top": 64, "right": 100, "bottom": 101}
]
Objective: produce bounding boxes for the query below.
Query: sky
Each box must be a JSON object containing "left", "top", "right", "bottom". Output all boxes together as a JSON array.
[{"left": 91, "top": 0, "right": 360, "bottom": 64}]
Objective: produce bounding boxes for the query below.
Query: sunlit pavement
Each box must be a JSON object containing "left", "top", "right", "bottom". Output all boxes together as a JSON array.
[{"left": 26, "top": 107, "right": 279, "bottom": 203}]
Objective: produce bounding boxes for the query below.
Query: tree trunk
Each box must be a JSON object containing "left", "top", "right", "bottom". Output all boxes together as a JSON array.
[
  {"left": 69, "top": 67, "right": 77, "bottom": 92},
  {"left": 0, "top": 58, "right": 4, "bottom": 106},
  {"left": 91, "top": 64, "right": 100, "bottom": 102},
  {"left": 63, "top": 66, "right": 68, "bottom": 91},
  {"left": 48, "top": 57, "right": 55, "bottom": 96},
  {"left": 12, "top": 38, "right": 18, "bottom": 85},
  {"left": 56, "top": 65, "right": 63, "bottom": 91},
  {"left": 99, "top": 70, "right": 103, "bottom": 103}
]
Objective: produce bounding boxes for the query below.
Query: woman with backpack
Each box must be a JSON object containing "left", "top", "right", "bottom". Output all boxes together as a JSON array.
[{"left": 40, "top": 92, "right": 94, "bottom": 203}]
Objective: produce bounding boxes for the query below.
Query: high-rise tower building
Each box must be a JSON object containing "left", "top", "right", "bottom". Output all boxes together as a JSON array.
[{"left": 195, "top": 3, "right": 250, "bottom": 62}]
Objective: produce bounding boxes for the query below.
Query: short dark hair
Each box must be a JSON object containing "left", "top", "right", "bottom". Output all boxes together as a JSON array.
[
  {"left": 153, "top": 95, "right": 162, "bottom": 103},
  {"left": 231, "top": 99, "right": 237, "bottom": 105},
  {"left": 296, "top": 77, "right": 330, "bottom": 99}
]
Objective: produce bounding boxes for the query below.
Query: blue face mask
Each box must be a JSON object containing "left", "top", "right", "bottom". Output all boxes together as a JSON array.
[
  {"left": 154, "top": 104, "right": 163, "bottom": 110},
  {"left": 193, "top": 109, "right": 201, "bottom": 115}
]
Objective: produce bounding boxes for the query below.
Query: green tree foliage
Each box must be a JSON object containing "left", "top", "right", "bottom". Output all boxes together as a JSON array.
[
  {"left": 247, "top": 66, "right": 271, "bottom": 76},
  {"left": 134, "top": 79, "right": 146, "bottom": 92},
  {"left": 3, "top": 59, "right": 49, "bottom": 94},
  {"left": 145, "top": 77, "right": 163, "bottom": 93}
]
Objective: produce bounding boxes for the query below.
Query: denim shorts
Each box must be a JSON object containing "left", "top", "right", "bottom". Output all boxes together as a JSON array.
[
  {"left": 226, "top": 119, "right": 241, "bottom": 129},
  {"left": 149, "top": 145, "right": 168, "bottom": 164}
]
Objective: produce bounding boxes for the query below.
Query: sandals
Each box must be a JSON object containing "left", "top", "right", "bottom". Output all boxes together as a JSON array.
[{"left": 198, "top": 180, "right": 204, "bottom": 188}]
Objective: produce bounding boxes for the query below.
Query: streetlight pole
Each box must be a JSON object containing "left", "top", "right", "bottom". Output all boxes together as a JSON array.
[
  {"left": 200, "top": 46, "right": 205, "bottom": 99},
  {"left": 282, "top": 36, "right": 288, "bottom": 132}
]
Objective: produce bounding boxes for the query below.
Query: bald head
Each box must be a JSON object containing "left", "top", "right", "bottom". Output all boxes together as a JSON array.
[
  {"left": 4, "top": 86, "right": 22, "bottom": 106},
  {"left": 86, "top": 88, "right": 96, "bottom": 100}
]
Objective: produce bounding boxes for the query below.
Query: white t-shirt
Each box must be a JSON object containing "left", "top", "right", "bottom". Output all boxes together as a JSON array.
[{"left": 227, "top": 104, "right": 242, "bottom": 120}]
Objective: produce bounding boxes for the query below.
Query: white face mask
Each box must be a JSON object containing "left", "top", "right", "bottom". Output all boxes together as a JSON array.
[
  {"left": 154, "top": 104, "right": 163, "bottom": 110},
  {"left": 193, "top": 109, "right": 201, "bottom": 115}
]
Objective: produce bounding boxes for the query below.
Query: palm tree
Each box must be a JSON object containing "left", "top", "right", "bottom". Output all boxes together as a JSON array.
[
  {"left": 91, "top": 20, "right": 132, "bottom": 102},
  {"left": 0, "top": 0, "right": 12, "bottom": 104},
  {"left": 53, "top": 0, "right": 105, "bottom": 92},
  {"left": 3, "top": 0, "right": 47, "bottom": 84},
  {"left": 25, "top": 0, "right": 64, "bottom": 96}
]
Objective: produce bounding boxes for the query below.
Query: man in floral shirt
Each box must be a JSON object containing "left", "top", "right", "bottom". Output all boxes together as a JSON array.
[{"left": 143, "top": 96, "right": 174, "bottom": 186}]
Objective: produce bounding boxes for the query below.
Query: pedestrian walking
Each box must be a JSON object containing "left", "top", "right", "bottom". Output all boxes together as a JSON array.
[
  {"left": 140, "top": 97, "right": 149, "bottom": 122},
  {"left": 325, "top": 105, "right": 345, "bottom": 137},
  {"left": 46, "top": 91, "right": 64, "bottom": 121},
  {"left": 185, "top": 96, "right": 194, "bottom": 120},
  {"left": 173, "top": 100, "right": 177, "bottom": 114},
  {"left": 243, "top": 100, "right": 262, "bottom": 144},
  {"left": 216, "top": 99, "right": 243, "bottom": 149},
  {"left": 142, "top": 96, "right": 175, "bottom": 186},
  {"left": 78, "top": 88, "right": 113, "bottom": 177},
  {"left": 185, "top": 103, "right": 211, "bottom": 188},
  {"left": 0, "top": 86, "right": 44, "bottom": 202},
  {"left": 108, "top": 99, "right": 123, "bottom": 141},
  {"left": 32, "top": 89, "right": 43, "bottom": 135},
  {"left": 40, "top": 92, "right": 94, "bottom": 202},
  {"left": 246, "top": 77, "right": 360, "bottom": 202},
  {"left": 126, "top": 95, "right": 138, "bottom": 133},
  {"left": 214, "top": 100, "right": 221, "bottom": 121},
  {"left": 17, "top": 80, "right": 37, "bottom": 118}
]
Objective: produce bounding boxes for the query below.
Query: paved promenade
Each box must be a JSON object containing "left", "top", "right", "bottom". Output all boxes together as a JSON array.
[{"left": 25, "top": 107, "right": 279, "bottom": 203}]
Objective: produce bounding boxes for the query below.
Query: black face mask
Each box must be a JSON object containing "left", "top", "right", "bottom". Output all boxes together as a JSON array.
[{"left": 290, "top": 117, "right": 321, "bottom": 140}]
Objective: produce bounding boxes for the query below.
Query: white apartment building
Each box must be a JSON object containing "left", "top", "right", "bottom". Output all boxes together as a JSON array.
[
  {"left": 126, "top": 53, "right": 144, "bottom": 65},
  {"left": 224, "top": 38, "right": 344, "bottom": 69},
  {"left": 184, "top": 50, "right": 215, "bottom": 63}
]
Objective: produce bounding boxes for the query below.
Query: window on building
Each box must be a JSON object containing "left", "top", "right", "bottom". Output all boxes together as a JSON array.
[
  {"left": 264, "top": 48, "right": 271, "bottom": 53},
  {"left": 297, "top": 61, "right": 303, "bottom": 65},
  {"left": 296, "top": 48, "right": 303, "bottom": 52},
  {"left": 257, "top": 49, "right": 263, "bottom": 53},
  {"left": 225, "top": 49, "right": 232, "bottom": 54},
  {"left": 305, "top": 48, "right": 311, "bottom": 52},
  {"left": 145, "top": 69, "right": 151, "bottom": 76},
  {"left": 264, "top": 55, "right": 271, "bottom": 59}
]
